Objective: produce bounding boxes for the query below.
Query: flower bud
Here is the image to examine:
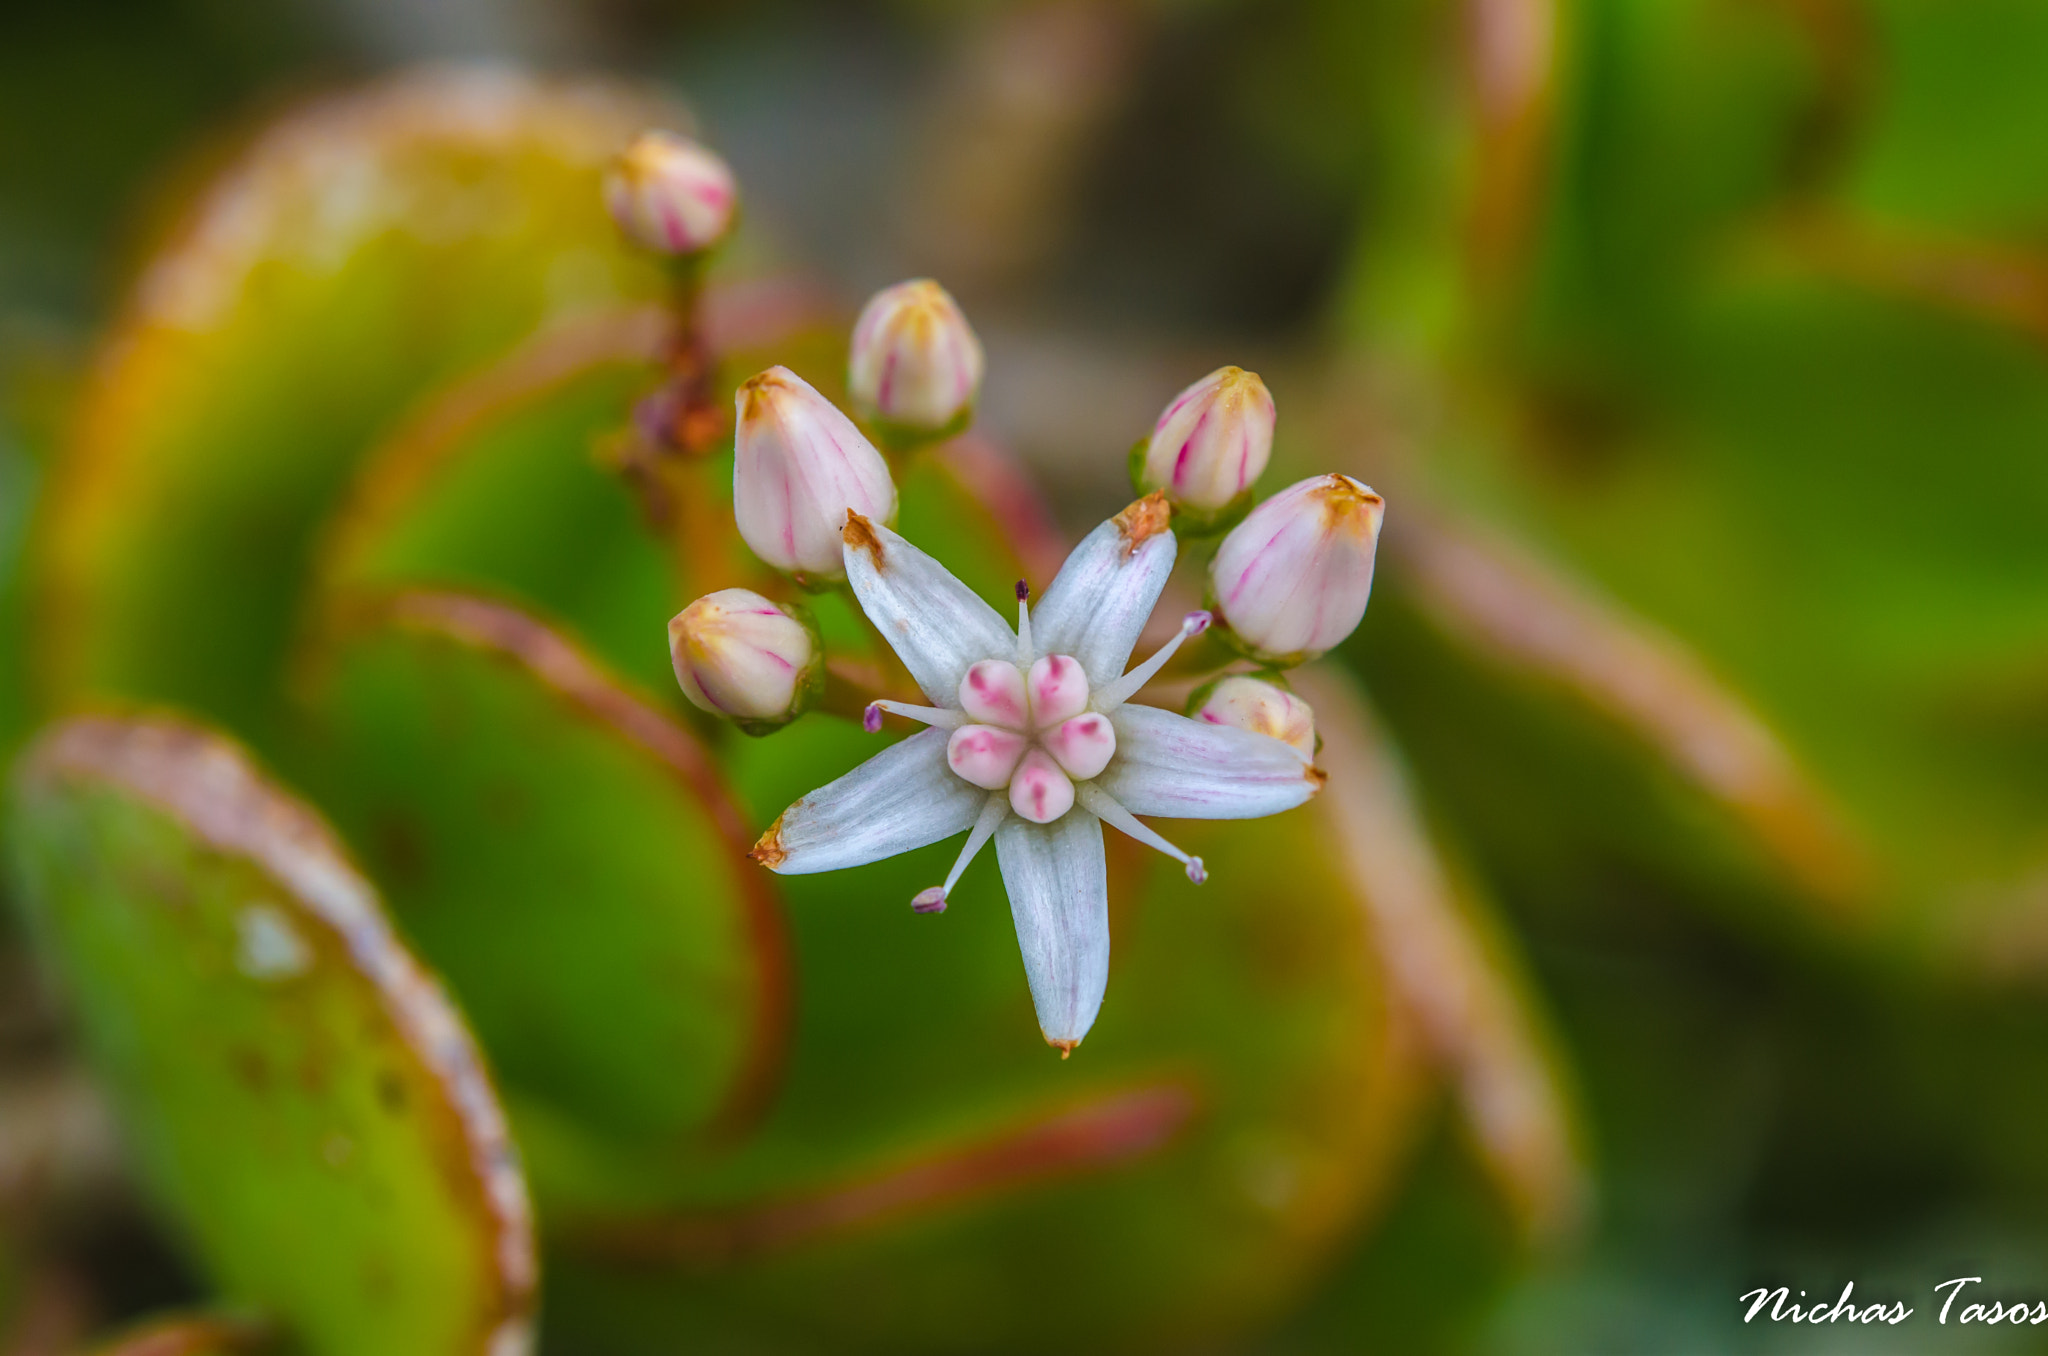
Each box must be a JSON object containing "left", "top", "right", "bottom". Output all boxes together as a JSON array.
[
  {"left": 734, "top": 367, "right": 898, "bottom": 581},
  {"left": 1135, "top": 366, "right": 1275, "bottom": 517},
  {"left": 1209, "top": 474, "right": 1384, "bottom": 664},
  {"left": 604, "top": 131, "right": 738, "bottom": 256},
  {"left": 668, "top": 589, "right": 821, "bottom": 731},
  {"left": 847, "top": 279, "right": 985, "bottom": 441},
  {"left": 1190, "top": 676, "right": 1315, "bottom": 758}
]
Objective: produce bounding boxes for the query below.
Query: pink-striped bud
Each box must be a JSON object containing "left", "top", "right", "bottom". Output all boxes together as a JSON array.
[
  {"left": 734, "top": 367, "right": 899, "bottom": 581},
  {"left": 1026, "top": 654, "right": 1089, "bottom": 729},
  {"left": 604, "top": 131, "right": 738, "bottom": 256},
  {"left": 1209, "top": 474, "right": 1384, "bottom": 664},
  {"left": 1191, "top": 676, "right": 1315, "bottom": 758},
  {"left": 1008, "top": 748, "right": 1076, "bottom": 824},
  {"left": 959, "top": 659, "right": 1029, "bottom": 728},
  {"left": 668, "top": 589, "right": 819, "bottom": 730},
  {"left": 1136, "top": 366, "right": 1275, "bottom": 517},
  {"left": 947, "top": 725, "right": 1030, "bottom": 791},
  {"left": 847, "top": 279, "right": 984, "bottom": 441},
  {"left": 1043, "top": 713, "right": 1117, "bottom": 780}
]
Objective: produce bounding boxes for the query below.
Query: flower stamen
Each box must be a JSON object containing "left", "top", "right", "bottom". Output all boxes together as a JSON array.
[
  {"left": 865, "top": 699, "right": 966, "bottom": 731},
  {"left": 1014, "top": 580, "right": 1034, "bottom": 666},
  {"left": 1092, "top": 611, "right": 1212, "bottom": 712},
  {"left": 1077, "top": 784, "right": 1208, "bottom": 884},
  {"left": 913, "top": 793, "right": 1009, "bottom": 913}
]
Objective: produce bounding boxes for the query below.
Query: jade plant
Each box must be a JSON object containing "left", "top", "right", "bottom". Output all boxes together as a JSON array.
[
  {"left": 19, "top": 6, "right": 2039, "bottom": 1347},
  {"left": 12, "top": 0, "right": 2048, "bottom": 1349},
  {"left": 1, "top": 69, "right": 1576, "bottom": 1355}
]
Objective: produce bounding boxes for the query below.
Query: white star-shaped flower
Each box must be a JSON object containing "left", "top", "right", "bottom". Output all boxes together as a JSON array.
[{"left": 750, "top": 494, "right": 1324, "bottom": 1053}]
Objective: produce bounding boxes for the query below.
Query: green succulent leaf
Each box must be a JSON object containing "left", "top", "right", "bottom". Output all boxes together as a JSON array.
[
  {"left": 299, "top": 590, "right": 790, "bottom": 1165},
  {"left": 312, "top": 310, "right": 683, "bottom": 697},
  {"left": 36, "top": 71, "right": 672, "bottom": 746},
  {"left": 6, "top": 715, "right": 534, "bottom": 1356},
  {"left": 1316, "top": 0, "right": 2048, "bottom": 947}
]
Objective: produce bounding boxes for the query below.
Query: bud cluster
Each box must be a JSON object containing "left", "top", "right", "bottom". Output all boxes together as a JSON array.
[
  {"left": 626, "top": 135, "right": 1384, "bottom": 745},
  {"left": 620, "top": 133, "right": 1387, "bottom": 1067},
  {"left": 1125, "top": 363, "right": 1383, "bottom": 671}
]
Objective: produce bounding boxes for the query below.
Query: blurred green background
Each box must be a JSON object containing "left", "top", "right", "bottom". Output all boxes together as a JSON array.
[{"left": 9, "top": 0, "right": 2048, "bottom": 1353}]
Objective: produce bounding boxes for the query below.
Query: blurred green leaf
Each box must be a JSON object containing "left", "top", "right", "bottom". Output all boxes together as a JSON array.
[
  {"left": 300, "top": 590, "right": 789, "bottom": 1162},
  {"left": 0, "top": 424, "right": 34, "bottom": 816},
  {"left": 87, "top": 1313, "right": 272, "bottom": 1356},
  {"left": 1421, "top": 226, "right": 2048, "bottom": 925},
  {"left": 311, "top": 308, "right": 682, "bottom": 698},
  {"left": 1846, "top": 0, "right": 2048, "bottom": 232},
  {"left": 6, "top": 715, "right": 533, "bottom": 1356},
  {"left": 35, "top": 70, "right": 672, "bottom": 746}
]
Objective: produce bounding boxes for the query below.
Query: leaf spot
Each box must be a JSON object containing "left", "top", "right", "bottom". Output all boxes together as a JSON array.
[{"left": 237, "top": 903, "right": 312, "bottom": 981}]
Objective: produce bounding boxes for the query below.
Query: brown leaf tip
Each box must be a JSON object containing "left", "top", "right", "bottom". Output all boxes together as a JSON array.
[
  {"left": 1050, "top": 1039, "right": 1078, "bottom": 1059},
  {"left": 1113, "top": 492, "right": 1172, "bottom": 557},
  {"left": 749, "top": 814, "right": 789, "bottom": 868},
  {"left": 842, "top": 510, "right": 885, "bottom": 570},
  {"left": 1306, "top": 764, "right": 1329, "bottom": 793}
]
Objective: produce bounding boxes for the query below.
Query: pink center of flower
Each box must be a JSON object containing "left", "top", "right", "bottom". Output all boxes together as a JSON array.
[{"left": 944, "top": 654, "right": 1117, "bottom": 823}]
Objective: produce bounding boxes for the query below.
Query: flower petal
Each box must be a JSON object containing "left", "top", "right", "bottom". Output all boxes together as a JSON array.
[
  {"left": 843, "top": 514, "right": 1017, "bottom": 703},
  {"left": 1028, "top": 502, "right": 1176, "bottom": 686},
  {"left": 753, "top": 728, "right": 984, "bottom": 873},
  {"left": 995, "top": 811, "right": 1109, "bottom": 1050},
  {"left": 1096, "top": 703, "right": 1320, "bottom": 819}
]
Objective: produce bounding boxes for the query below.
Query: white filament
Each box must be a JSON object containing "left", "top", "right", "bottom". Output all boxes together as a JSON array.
[
  {"left": 925, "top": 793, "right": 1010, "bottom": 905},
  {"left": 1091, "top": 612, "right": 1210, "bottom": 712},
  {"left": 1077, "top": 784, "right": 1206, "bottom": 883},
  {"left": 872, "top": 700, "right": 966, "bottom": 729}
]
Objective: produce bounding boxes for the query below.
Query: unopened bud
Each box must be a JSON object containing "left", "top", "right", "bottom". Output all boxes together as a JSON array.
[
  {"left": 605, "top": 131, "right": 738, "bottom": 256},
  {"left": 847, "top": 279, "right": 985, "bottom": 441},
  {"left": 1209, "top": 474, "right": 1384, "bottom": 664},
  {"left": 734, "top": 367, "right": 898, "bottom": 581},
  {"left": 1135, "top": 366, "right": 1275, "bottom": 518},
  {"left": 668, "top": 589, "right": 821, "bottom": 731},
  {"left": 1190, "top": 676, "right": 1315, "bottom": 757}
]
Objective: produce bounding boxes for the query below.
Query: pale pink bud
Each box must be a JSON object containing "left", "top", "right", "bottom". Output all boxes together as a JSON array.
[
  {"left": 1044, "top": 713, "right": 1116, "bottom": 780},
  {"left": 948, "top": 725, "right": 1029, "bottom": 791},
  {"left": 605, "top": 131, "right": 738, "bottom": 256},
  {"left": 958, "top": 659, "right": 1029, "bottom": 727},
  {"left": 668, "top": 589, "right": 818, "bottom": 728},
  {"left": 847, "top": 279, "right": 985, "bottom": 439},
  {"left": 1192, "top": 676, "right": 1316, "bottom": 758},
  {"left": 1209, "top": 474, "right": 1385, "bottom": 664},
  {"left": 1026, "top": 654, "right": 1089, "bottom": 729},
  {"left": 734, "top": 367, "right": 898, "bottom": 581},
  {"left": 1136, "top": 366, "right": 1275, "bottom": 515},
  {"left": 1008, "top": 748, "right": 1076, "bottom": 824}
]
